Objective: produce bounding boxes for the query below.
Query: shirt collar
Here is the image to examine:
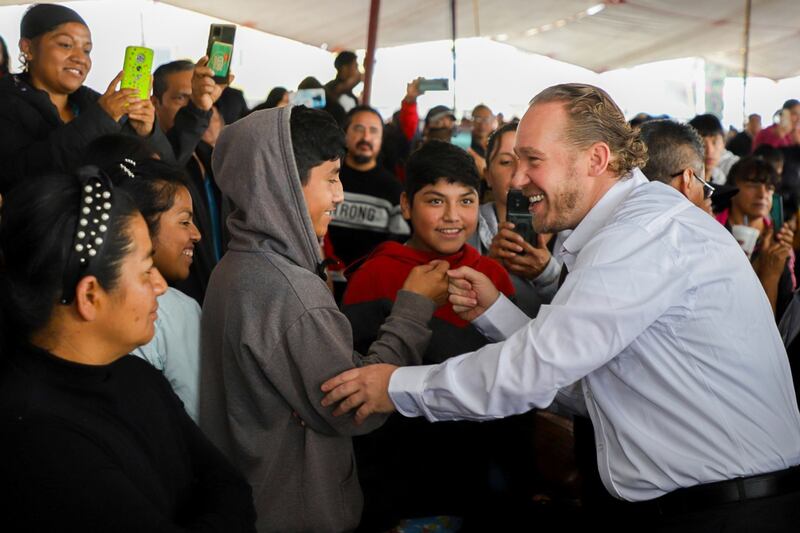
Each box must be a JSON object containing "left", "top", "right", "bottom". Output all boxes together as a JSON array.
[{"left": 559, "top": 168, "right": 648, "bottom": 270}]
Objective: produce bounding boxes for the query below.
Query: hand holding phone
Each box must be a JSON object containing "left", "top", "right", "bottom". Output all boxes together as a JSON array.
[
  {"left": 121, "top": 46, "right": 154, "bottom": 100},
  {"left": 771, "top": 193, "right": 784, "bottom": 234},
  {"left": 418, "top": 78, "right": 449, "bottom": 92},
  {"left": 506, "top": 189, "right": 535, "bottom": 250}
]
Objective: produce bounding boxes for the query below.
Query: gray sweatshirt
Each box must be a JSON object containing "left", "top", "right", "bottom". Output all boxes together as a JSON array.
[{"left": 198, "top": 105, "right": 435, "bottom": 533}]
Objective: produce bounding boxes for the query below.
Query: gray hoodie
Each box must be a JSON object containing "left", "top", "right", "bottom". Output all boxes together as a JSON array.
[{"left": 198, "top": 106, "right": 435, "bottom": 533}]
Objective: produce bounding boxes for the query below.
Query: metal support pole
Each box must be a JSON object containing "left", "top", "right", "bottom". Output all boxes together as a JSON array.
[
  {"left": 742, "top": 0, "right": 752, "bottom": 126},
  {"left": 362, "top": 0, "right": 381, "bottom": 105},
  {"left": 451, "top": 0, "right": 457, "bottom": 111}
]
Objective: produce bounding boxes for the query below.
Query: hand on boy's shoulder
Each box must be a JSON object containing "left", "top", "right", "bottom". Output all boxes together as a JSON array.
[{"left": 401, "top": 260, "right": 450, "bottom": 306}]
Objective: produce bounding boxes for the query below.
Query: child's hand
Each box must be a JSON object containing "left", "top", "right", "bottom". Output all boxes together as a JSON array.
[{"left": 402, "top": 260, "right": 450, "bottom": 306}]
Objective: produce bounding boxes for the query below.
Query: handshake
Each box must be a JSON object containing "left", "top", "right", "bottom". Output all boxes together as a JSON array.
[{"left": 321, "top": 263, "right": 501, "bottom": 424}]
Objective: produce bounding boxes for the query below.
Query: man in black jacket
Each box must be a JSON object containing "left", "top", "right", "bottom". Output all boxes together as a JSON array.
[{"left": 152, "top": 59, "right": 229, "bottom": 303}]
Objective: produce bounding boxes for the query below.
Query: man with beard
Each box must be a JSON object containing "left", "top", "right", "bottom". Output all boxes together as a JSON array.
[
  {"left": 326, "top": 106, "right": 410, "bottom": 296},
  {"left": 322, "top": 84, "right": 800, "bottom": 532}
]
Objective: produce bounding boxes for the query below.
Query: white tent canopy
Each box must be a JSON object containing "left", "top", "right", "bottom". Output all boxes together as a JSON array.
[{"left": 157, "top": 0, "right": 800, "bottom": 80}]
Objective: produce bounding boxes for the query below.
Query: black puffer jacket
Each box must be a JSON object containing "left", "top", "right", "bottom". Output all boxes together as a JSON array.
[{"left": 0, "top": 73, "right": 174, "bottom": 193}]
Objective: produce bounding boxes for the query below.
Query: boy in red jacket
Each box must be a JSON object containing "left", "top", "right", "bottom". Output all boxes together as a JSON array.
[
  {"left": 344, "top": 140, "right": 514, "bottom": 361},
  {"left": 342, "top": 140, "right": 517, "bottom": 530}
]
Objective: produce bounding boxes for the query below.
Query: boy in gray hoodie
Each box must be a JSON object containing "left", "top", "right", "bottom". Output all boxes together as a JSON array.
[{"left": 199, "top": 105, "right": 448, "bottom": 532}]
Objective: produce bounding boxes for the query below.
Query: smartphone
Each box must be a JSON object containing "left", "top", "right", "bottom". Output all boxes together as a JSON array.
[
  {"left": 418, "top": 78, "right": 449, "bottom": 92},
  {"left": 290, "top": 88, "right": 327, "bottom": 109},
  {"left": 506, "top": 189, "right": 536, "bottom": 251},
  {"left": 206, "top": 23, "right": 236, "bottom": 83},
  {"left": 120, "top": 46, "right": 154, "bottom": 100},
  {"left": 771, "top": 193, "right": 784, "bottom": 233}
]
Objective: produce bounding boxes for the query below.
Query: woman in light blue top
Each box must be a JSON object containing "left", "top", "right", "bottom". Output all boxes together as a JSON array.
[{"left": 104, "top": 156, "right": 203, "bottom": 420}]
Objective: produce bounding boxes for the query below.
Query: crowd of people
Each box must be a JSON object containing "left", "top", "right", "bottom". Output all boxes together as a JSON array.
[{"left": 0, "top": 4, "right": 799, "bottom": 533}]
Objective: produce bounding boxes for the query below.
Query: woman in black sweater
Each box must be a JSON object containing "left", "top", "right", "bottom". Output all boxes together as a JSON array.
[
  {"left": 0, "top": 168, "right": 255, "bottom": 532},
  {"left": 0, "top": 4, "right": 173, "bottom": 194}
]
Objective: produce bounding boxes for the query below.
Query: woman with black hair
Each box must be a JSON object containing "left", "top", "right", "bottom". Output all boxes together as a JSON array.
[
  {"left": 105, "top": 157, "right": 204, "bottom": 421},
  {"left": 0, "top": 3, "right": 173, "bottom": 194},
  {"left": 0, "top": 169, "right": 255, "bottom": 531}
]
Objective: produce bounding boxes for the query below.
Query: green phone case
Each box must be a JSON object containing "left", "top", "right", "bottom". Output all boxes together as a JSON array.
[
  {"left": 208, "top": 41, "right": 233, "bottom": 80},
  {"left": 121, "top": 46, "right": 154, "bottom": 100}
]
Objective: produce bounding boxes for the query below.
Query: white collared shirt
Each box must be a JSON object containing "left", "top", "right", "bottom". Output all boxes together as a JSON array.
[{"left": 389, "top": 169, "right": 800, "bottom": 501}]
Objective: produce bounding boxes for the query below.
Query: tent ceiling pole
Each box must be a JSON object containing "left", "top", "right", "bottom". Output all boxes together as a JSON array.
[
  {"left": 362, "top": 0, "right": 380, "bottom": 106},
  {"left": 451, "top": 0, "right": 457, "bottom": 111},
  {"left": 742, "top": 0, "right": 752, "bottom": 126}
]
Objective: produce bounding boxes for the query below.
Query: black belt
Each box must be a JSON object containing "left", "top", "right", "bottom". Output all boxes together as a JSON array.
[{"left": 641, "top": 465, "right": 800, "bottom": 516}]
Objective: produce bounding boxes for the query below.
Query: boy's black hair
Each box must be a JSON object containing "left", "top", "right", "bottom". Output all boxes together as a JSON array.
[
  {"left": 343, "top": 105, "right": 383, "bottom": 131},
  {"left": 753, "top": 144, "right": 785, "bottom": 173},
  {"left": 688, "top": 114, "right": 724, "bottom": 138},
  {"left": 290, "top": 106, "right": 346, "bottom": 185},
  {"left": 153, "top": 60, "right": 194, "bottom": 102},
  {"left": 727, "top": 155, "right": 780, "bottom": 189},
  {"left": 298, "top": 76, "right": 323, "bottom": 90},
  {"left": 334, "top": 51, "right": 357, "bottom": 72},
  {"left": 783, "top": 99, "right": 800, "bottom": 111},
  {"left": 404, "top": 140, "right": 481, "bottom": 203}
]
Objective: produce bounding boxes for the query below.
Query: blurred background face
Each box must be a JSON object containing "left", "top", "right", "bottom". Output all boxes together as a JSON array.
[
  {"left": 747, "top": 115, "right": 762, "bottom": 136},
  {"left": 472, "top": 107, "right": 496, "bottom": 139},
  {"left": 703, "top": 134, "right": 725, "bottom": 171},
  {"left": 153, "top": 69, "right": 192, "bottom": 131},
  {"left": 23, "top": 22, "right": 92, "bottom": 95},
  {"left": 790, "top": 104, "right": 800, "bottom": 129},
  {"left": 345, "top": 111, "right": 382, "bottom": 165},
  {"left": 485, "top": 131, "right": 517, "bottom": 208},
  {"left": 732, "top": 179, "right": 773, "bottom": 220}
]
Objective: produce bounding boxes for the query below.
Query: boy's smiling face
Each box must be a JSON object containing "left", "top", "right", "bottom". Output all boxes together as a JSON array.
[{"left": 401, "top": 179, "right": 479, "bottom": 256}]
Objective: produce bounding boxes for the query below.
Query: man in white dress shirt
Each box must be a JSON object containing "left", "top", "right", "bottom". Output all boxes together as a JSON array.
[{"left": 322, "top": 84, "right": 800, "bottom": 531}]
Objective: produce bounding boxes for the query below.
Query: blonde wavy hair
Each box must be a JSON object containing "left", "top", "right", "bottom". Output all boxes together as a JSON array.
[{"left": 530, "top": 84, "right": 648, "bottom": 176}]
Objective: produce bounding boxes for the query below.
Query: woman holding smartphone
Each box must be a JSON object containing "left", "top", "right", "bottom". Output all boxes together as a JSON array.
[
  {"left": 468, "top": 121, "right": 560, "bottom": 318},
  {"left": 0, "top": 167, "right": 255, "bottom": 532},
  {"left": 0, "top": 3, "right": 173, "bottom": 194}
]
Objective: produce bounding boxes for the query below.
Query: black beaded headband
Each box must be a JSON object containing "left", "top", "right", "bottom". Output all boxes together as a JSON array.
[{"left": 59, "top": 167, "right": 115, "bottom": 305}]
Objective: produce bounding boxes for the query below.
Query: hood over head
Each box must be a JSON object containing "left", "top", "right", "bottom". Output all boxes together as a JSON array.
[{"left": 212, "top": 105, "right": 323, "bottom": 276}]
